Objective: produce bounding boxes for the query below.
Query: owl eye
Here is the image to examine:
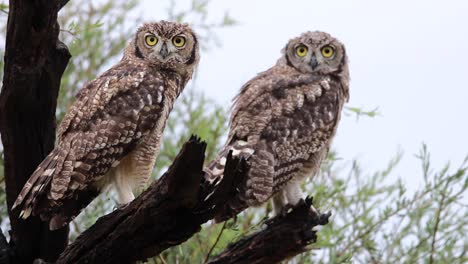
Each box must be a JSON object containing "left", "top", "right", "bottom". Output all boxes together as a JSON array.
[
  {"left": 321, "top": 45, "right": 335, "bottom": 58},
  {"left": 172, "top": 35, "right": 186, "bottom": 47},
  {"left": 145, "top": 35, "right": 158, "bottom": 46},
  {"left": 295, "top": 45, "right": 308, "bottom": 57}
]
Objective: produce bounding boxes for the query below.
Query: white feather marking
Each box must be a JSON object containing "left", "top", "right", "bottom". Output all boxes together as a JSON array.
[
  {"left": 44, "top": 168, "right": 56, "bottom": 176},
  {"left": 292, "top": 130, "right": 298, "bottom": 138},
  {"left": 211, "top": 167, "right": 224, "bottom": 176},
  {"left": 241, "top": 148, "right": 255, "bottom": 155},
  {"left": 236, "top": 140, "right": 248, "bottom": 146},
  {"left": 157, "top": 92, "right": 162, "bottom": 103},
  {"left": 231, "top": 148, "right": 241, "bottom": 156},
  {"left": 321, "top": 79, "right": 331, "bottom": 90},
  {"left": 20, "top": 207, "right": 32, "bottom": 219},
  {"left": 220, "top": 157, "right": 227, "bottom": 166}
]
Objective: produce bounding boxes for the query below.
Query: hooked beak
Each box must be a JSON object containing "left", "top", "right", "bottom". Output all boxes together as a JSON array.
[
  {"left": 160, "top": 43, "right": 169, "bottom": 59},
  {"left": 310, "top": 54, "right": 318, "bottom": 70}
]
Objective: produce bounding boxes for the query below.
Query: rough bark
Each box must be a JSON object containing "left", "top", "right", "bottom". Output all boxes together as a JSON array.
[
  {"left": 0, "top": 0, "right": 71, "bottom": 262},
  {"left": 57, "top": 140, "right": 329, "bottom": 264},
  {"left": 57, "top": 136, "right": 247, "bottom": 264},
  {"left": 208, "top": 197, "right": 331, "bottom": 264}
]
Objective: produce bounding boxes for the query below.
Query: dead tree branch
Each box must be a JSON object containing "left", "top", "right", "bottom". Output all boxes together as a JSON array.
[
  {"left": 207, "top": 197, "right": 331, "bottom": 264},
  {"left": 57, "top": 136, "right": 246, "bottom": 263},
  {"left": 56, "top": 137, "right": 330, "bottom": 264}
]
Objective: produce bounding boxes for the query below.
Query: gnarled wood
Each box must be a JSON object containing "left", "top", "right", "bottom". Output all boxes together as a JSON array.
[
  {"left": 57, "top": 137, "right": 246, "bottom": 263},
  {"left": 208, "top": 198, "right": 331, "bottom": 264},
  {"left": 0, "top": 0, "right": 71, "bottom": 262}
]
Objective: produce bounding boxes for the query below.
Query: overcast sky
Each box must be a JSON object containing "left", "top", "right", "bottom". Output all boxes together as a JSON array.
[{"left": 141, "top": 0, "right": 468, "bottom": 189}]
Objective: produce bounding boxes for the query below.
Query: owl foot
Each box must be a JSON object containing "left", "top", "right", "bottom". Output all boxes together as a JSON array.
[
  {"left": 279, "top": 203, "right": 295, "bottom": 217},
  {"left": 264, "top": 203, "right": 295, "bottom": 226}
]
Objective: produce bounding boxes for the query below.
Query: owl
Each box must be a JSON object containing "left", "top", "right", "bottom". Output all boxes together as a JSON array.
[
  {"left": 206, "top": 31, "right": 349, "bottom": 219},
  {"left": 12, "top": 21, "right": 200, "bottom": 230}
]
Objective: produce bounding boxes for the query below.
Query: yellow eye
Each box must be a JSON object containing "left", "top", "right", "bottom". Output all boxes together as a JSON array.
[
  {"left": 145, "top": 35, "right": 158, "bottom": 46},
  {"left": 172, "top": 35, "right": 186, "bottom": 47},
  {"left": 321, "top": 45, "right": 335, "bottom": 58},
  {"left": 295, "top": 45, "right": 308, "bottom": 57}
]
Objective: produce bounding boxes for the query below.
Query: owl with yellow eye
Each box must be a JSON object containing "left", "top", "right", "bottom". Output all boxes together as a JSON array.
[
  {"left": 205, "top": 31, "right": 350, "bottom": 220},
  {"left": 13, "top": 21, "right": 200, "bottom": 230}
]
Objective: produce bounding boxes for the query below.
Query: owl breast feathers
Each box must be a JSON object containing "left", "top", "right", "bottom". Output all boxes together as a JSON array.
[
  {"left": 206, "top": 31, "right": 349, "bottom": 220},
  {"left": 13, "top": 21, "right": 199, "bottom": 230}
]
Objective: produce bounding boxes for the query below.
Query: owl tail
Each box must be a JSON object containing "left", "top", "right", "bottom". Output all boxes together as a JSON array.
[
  {"left": 204, "top": 140, "right": 255, "bottom": 182},
  {"left": 205, "top": 140, "right": 278, "bottom": 222},
  {"left": 204, "top": 140, "right": 256, "bottom": 221},
  {"left": 12, "top": 147, "right": 69, "bottom": 219}
]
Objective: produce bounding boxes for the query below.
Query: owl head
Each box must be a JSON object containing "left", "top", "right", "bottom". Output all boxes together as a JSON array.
[
  {"left": 282, "top": 31, "right": 348, "bottom": 76},
  {"left": 125, "top": 21, "right": 200, "bottom": 78}
]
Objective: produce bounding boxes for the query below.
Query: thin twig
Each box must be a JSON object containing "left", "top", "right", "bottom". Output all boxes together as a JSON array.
[
  {"left": 60, "top": 28, "right": 78, "bottom": 38},
  {"left": 158, "top": 254, "right": 168, "bottom": 264},
  {"left": 204, "top": 221, "right": 227, "bottom": 263},
  {"left": 429, "top": 192, "right": 446, "bottom": 264}
]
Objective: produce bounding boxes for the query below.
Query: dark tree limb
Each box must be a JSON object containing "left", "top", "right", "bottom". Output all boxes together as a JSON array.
[
  {"left": 57, "top": 137, "right": 330, "bottom": 263},
  {"left": 207, "top": 197, "right": 331, "bottom": 264},
  {"left": 57, "top": 136, "right": 246, "bottom": 264},
  {"left": 0, "top": 228, "right": 10, "bottom": 264},
  {"left": 0, "top": 0, "right": 71, "bottom": 263}
]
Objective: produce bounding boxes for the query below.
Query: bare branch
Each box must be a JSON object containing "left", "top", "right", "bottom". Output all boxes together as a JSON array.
[
  {"left": 57, "top": 136, "right": 246, "bottom": 263},
  {"left": 207, "top": 198, "right": 331, "bottom": 264}
]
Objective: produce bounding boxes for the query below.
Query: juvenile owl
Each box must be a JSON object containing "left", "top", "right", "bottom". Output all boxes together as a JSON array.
[
  {"left": 13, "top": 21, "right": 200, "bottom": 230},
  {"left": 206, "top": 31, "right": 349, "bottom": 219}
]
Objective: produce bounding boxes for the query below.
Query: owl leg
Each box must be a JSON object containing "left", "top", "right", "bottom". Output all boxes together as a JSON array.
[
  {"left": 285, "top": 180, "right": 303, "bottom": 206},
  {"left": 272, "top": 192, "right": 286, "bottom": 215},
  {"left": 285, "top": 179, "right": 319, "bottom": 214},
  {"left": 271, "top": 181, "right": 304, "bottom": 217},
  {"left": 113, "top": 169, "right": 135, "bottom": 206}
]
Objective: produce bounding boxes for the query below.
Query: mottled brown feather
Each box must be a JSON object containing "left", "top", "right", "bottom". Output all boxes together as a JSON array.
[
  {"left": 206, "top": 31, "right": 349, "bottom": 219},
  {"left": 13, "top": 21, "right": 200, "bottom": 229}
]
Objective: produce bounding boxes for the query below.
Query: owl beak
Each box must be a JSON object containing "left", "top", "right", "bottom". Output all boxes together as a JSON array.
[
  {"left": 310, "top": 54, "right": 318, "bottom": 70},
  {"left": 160, "top": 43, "right": 169, "bottom": 59}
]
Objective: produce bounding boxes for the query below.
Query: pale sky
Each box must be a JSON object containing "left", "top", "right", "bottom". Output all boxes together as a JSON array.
[{"left": 141, "top": 0, "right": 468, "bottom": 189}]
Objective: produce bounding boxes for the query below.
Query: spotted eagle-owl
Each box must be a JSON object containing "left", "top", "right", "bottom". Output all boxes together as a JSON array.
[
  {"left": 206, "top": 31, "right": 349, "bottom": 219},
  {"left": 13, "top": 21, "right": 200, "bottom": 230}
]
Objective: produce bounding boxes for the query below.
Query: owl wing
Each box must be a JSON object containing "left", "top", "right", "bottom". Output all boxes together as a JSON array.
[
  {"left": 211, "top": 73, "right": 344, "bottom": 222},
  {"left": 13, "top": 62, "right": 166, "bottom": 224},
  {"left": 262, "top": 76, "right": 345, "bottom": 192},
  {"left": 228, "top": 66, "right": 321, "bottom": 143}
]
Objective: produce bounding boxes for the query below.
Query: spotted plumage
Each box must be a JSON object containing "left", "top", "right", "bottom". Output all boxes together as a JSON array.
[
  {"left": 206, "top": 31, "right": 349, "bottom": 219},
  {"left": 13, "top": 21, "right": 200, "bottom": 230}
]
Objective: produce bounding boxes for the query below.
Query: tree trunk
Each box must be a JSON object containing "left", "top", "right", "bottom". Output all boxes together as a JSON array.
[{"left": 0, "top": 0, "right": 70, "bottom": 262}]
